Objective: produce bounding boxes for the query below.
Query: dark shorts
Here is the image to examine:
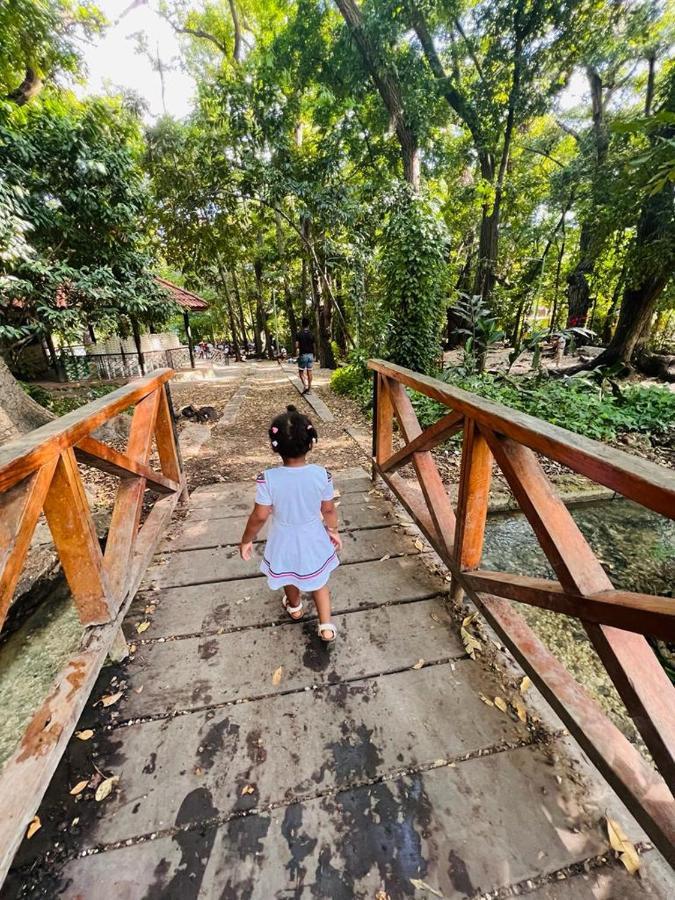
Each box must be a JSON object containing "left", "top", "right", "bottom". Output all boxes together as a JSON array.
[{"left": 298, "top": 353, "right": 314, "bottom": 370}]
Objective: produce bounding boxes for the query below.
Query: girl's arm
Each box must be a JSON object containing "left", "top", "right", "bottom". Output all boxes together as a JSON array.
[
  {"left": 321, "top": 499, "right": 342, "bottom": 551},
  {"left": 240, "top": 503, "right": 272, "bottom": 560}
]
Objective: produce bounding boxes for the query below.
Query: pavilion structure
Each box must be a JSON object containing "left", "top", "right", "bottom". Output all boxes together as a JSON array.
[{"left": 155, "top": 276, "right": 209, "bottom": 369}]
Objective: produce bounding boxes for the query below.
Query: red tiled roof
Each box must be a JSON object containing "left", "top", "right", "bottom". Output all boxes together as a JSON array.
[{"left": 155, "top": 276, "right": 209, "bottom": 311}]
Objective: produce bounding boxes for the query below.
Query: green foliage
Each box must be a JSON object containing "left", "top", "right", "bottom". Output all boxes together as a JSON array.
[
  {"left": 411, "top": 370, "right": 675, "bottom": 441},
  {"left": 381, "top": 185, "right": 448, "bottom": 374},
  {"left": 22, "top": 381, "right": 116, "bottom": 416},
  {"left": 330, "top": 359, "right": 372, "bottom": 408}
]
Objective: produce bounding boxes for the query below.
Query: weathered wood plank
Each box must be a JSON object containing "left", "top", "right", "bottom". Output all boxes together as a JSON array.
[
  {"left": 42, "top": 664, "right": 526, "bottom": 848},
  {"left": 0, "top": 460, "right": 57, "bottom": 630},
  {"left": 129, "top": 556, "right": 442, "bottom": 637},
  {"left": 74, "top": 436, "right": 178, "bottom": 495},
  {"left": 0, "top": 369, "right": 174, "bottom": 492},
  {"left": 89, "top": 598, "right": 463, "bottom": 721},
  {"left": 43, "top": 449, "right": 114, "bottom": 626},
  {"left": 368, "top": 359, "right": 675, "bottom": 519},
  {"left": 466, "top": 570, "right": 675, "bottom": 640},
  {"left": 42, "top": 744, "right": 609, "bottom": 899},
  {"left": 146, "top": 525, "right": 425, "bottom": 589}
]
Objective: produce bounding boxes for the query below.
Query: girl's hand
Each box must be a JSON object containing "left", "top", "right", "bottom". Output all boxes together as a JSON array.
[
  {"left": 239, "top": 541, "right": 253, "bottom": 561},
  {"left": 327, "top": 528, "right": 342, "bottom": 551}
]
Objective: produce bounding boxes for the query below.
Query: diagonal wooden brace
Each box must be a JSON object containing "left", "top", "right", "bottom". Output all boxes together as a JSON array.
[{"left": 43, "top": 449, "right": 114, "bottom": 626}]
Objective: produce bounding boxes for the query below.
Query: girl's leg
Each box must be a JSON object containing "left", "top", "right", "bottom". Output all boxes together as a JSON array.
[
  {"left": 312, "top": 586, "right": 334, "bottom": 641},
  {"left": 283, "top": 584, "right": 304, "bottom": 620}
]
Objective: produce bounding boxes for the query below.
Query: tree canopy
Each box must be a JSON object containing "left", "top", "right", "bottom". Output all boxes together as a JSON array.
[{"left": 0, "top": 0, "right": 674, "bottom": 376}]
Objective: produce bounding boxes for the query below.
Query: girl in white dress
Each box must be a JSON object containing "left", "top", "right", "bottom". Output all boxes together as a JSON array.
[{"left": 239, "top": 405, "right": 342, "bottom": 643}]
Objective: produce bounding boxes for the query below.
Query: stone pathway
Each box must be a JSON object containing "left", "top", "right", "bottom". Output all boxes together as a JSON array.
[{"left": 5, "top": 462, "right": 667, "bottom": 898}]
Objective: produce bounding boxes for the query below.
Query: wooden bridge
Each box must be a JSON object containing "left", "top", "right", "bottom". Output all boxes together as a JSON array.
[{"left": 0, "top": 362, "right": 673, "bottom": 897}]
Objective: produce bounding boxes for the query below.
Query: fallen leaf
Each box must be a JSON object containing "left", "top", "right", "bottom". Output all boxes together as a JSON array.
[
  {"left": 607, "top": 818, "right": 640, "bottom": 874},
  {"left": 410, "top": 878, "right": 444, "bottom": 897},
  {"left": 95, "top": 776, "right": 119, "bottom": 802},
  {"left": 194, "top": 767, "right": 204, "bottom": 776},
  {"left": 379, "top": 554, "right": 391, "bottom": 562},
  {"left": 376, "top": 892, "right": 390, "bottom": 900},
  {"left": 241, "top": 784, "right": 255, "bottom": 795},
  {"left": 460, "top": 626, "right": 481, "bottom": 660},
  {"left": 272, "top": 666, "right": 283, "bottom": 686},
  {"left": 414, "top": 539, "right": 425, "bottom": 551},
  {"left": 26, "top": 816, "right": 41, "bottom": 839},
  {"left": 494, "top": 696, "right": 508, "bottom": 713},
  {"left": 412, "top": 659, "right": 424, "bottom": 670},
  {"left": 70, "top": 780, "right": 89, "bottom": 796},
  {"left": 129, "top": 643, "right": 137, "bottom": 654},
  {"left": 479, "top": 693, "right": 494, "bottom": 706},
  {"left": 75, "top": 729, "right": 94, "bottom": 741},
  {"left": 520, "top": 675, "right": 532, "bottom": 694},
  {"left": 511, "top": 697, "right": 528, "bottom": 723},
  {"left": 135, "top": 685, "right": 144, "bottom": 694},
  {"left": 430, "top": 612, "right": 441, "bottom": 624},
  {"left": 136, "top": 621, "right": 150, "bottom": 634},
  {"left": 144, "top": 604, "right": 156, "bottom": 615},
  {"left": 99, "top": 691, "right": 123, "bottom": 708}
]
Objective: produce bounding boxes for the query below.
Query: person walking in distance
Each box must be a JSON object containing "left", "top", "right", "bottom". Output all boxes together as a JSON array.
[{"left": 295, "top": 317, "right": 315, "bottom": 395}]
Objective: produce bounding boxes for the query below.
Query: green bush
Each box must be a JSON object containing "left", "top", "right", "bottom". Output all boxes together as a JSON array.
[
  {"left": 414, "top": 372, "right": 675, "bottom": 442},
  {"left": 22, "top": 382, "right": 118, "bottom": 417},
  {"left": 330, "top": 363, "right": 372, "bottom": 408}
]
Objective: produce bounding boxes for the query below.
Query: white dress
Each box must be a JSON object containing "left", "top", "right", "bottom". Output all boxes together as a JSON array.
[{"left": 256, "top": 464, "right": 339, "bottom": 591}]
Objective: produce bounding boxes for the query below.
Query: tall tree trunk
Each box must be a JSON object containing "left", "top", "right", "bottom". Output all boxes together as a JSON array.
[
  {"left": 230, "top": 267, "right": 250, "bottom": 346},
  {"left": 215, "top": 261, "right": 241, "bottom": 360},
  {"left": 254, "top": 255, "right": 273, "bottom": 358},
  {"left": 131, "top": 318, "right": 145, "bottom": 375},
  {"left": 334, "top": 0, "right": 420, "bottom": 189},
  {"left": 0, "top": 356, "right": 54, "bottom": 444},
  {"left": 565, "top": 68, "right": 609, "bottom": 327},
  {"left": 275, "top": 210, "right": 298, "bottom": 340}
]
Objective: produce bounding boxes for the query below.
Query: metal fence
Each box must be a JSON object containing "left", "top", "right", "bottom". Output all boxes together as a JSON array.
[{"left": 55, "top": 347, "right": 194, "bottom": 381}]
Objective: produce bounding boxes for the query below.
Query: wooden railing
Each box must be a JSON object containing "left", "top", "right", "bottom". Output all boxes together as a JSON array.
[
  {"left": 369, "top": 359, "right": 675, "bottom": 866},
  {"left": 0, "top": 369, "right": 186, "bottom": 883}
]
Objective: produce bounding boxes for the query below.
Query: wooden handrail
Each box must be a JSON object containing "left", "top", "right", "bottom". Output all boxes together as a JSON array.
[
  {"left": 368, "top": 359, "right": 675, "bottom": 867},
  {"left": 0, "top": 369, "right": 186, "bottom": 886},
  {"left": 369, "top": 359, "right": 675, "bottom": 519}
]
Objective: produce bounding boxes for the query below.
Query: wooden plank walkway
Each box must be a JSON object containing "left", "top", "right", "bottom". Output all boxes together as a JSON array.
[{"left": 4, "top": 467, "right": 667, "bottom": 898}]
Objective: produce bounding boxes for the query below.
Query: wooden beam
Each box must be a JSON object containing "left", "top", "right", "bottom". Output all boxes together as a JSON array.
[
  {"left": 368, "top": 359, "right": 675, "bottom": 519},
  {"left": 451, "top": 419, "right": 492, "bottom": 601},
  {"left": 0, "top": 369, "right": 174, "bottom": 492},
  {"left": 374, "top": 374, "right": 394, "bottom": 466},
  {"left": 154, "top": 383, "right": 187, "bottom": 500},
  {"left": 43, "top": 449, "right": 114, "bottom": 626},
  {"left": 482, "top": 429, "right": 675, "bottom": 790},
  {"left": 380, "top": 409, "right": 464, "bottom": 474},
  {"left": 0, "top": 460, "right": 57, "bottom": 630},
  {"left": 387, "top": 381, "right": 456, "bottom": 552},
  {"left": 377, "top": 464, "right": 675, "bottom": 865},
  {"left": 75, "top": 436, "right": 178, "bottom": 495},
  {"left": 103, "top": 390, "right": 161, "bottom": 605},
  {"left": 466, "top": 570, "right": 675, "bottom": 640}
]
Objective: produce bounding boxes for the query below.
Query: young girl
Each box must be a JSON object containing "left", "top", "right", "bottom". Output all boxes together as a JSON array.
[{"left": 239, "top": 405, "right": 342, "bottom": 643}]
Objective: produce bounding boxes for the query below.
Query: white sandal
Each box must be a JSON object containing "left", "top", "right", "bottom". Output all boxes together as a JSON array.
[
  {"left": 282, "top": 596, "right": 304, "bottom": 620},
  {"left": 317, "top": 622, "right": 336, "bottom": 643}
]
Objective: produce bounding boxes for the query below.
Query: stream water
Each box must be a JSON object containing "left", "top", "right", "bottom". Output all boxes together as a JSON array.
[{"left": 480, "top": 497, "right": 674, "bottom": 739}]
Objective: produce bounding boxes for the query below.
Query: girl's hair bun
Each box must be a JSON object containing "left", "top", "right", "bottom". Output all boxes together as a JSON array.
[{"left": 286, "top": 404, "right": 297, "bottom": 413}]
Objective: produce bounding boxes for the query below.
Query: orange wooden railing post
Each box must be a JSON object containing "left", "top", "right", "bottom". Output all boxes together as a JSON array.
[{"left": 451, "top": 419, "right": 492, "bottom": 601}]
